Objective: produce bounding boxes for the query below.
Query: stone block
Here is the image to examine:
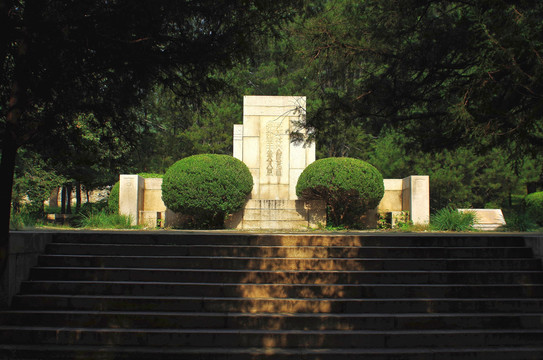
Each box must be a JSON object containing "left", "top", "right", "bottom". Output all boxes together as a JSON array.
[
  {"left": 306, "top": 142, "right": 316, "bottom": 164},
  {"left": 244, "top": 105, "right": 300, "bottom": 116},
  {"left": 458, "top": 209, "right": 506, "bottom": 231},
  {"left": 119, "top": 175, "right": 144, "bottom": 226},
  {"left": 242, "top": 219, "right": 311, "bottom": 230},
  {"left": 402, "top": 175, "right": 430, "bottom": 225},
  {"left": 242, "top": 117, "right": 260, "bottom": 137},
  {"left": 258, "top": 185, "right": 291, "bottom": 201},
  {"left": 245, "top": 199, "right": 297, "bottom": 210},
  {"left": 290, "top": 141, "right": 307, "bottom": 169},
  {"left": 378, "top": 190, "right": 403, "bottom": 213},
  {"left": 139, "top": 211, "right": 164, "bottom": 228},
  {"left": 143, "top": 178, "right": 166, "bottom": 212},
  {"left": 289, "top": 169, "right": 304, "bottom": 200},
  {"left": 243, "top": 209, "right": 308, "bottom": 221},
  {"left": 307, "top": 200, "right": 327, "bottom": 227},
  {"left": 242, "top": 137, "right": 260, "bottom": 169},
  {"left": 233, "top": 124, "right": 243, "bottom": 160}
]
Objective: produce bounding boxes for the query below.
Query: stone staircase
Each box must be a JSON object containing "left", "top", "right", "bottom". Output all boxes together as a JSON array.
[{"left": 1, "top": 232, "right": 543, "bottom": 359}]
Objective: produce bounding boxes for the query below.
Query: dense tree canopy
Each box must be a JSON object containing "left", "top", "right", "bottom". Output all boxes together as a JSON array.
[
  {"left": 1, "top": 0, "right": 542, "bottom": 237},
  {"left": 0, "top": 0, "right": 301, "bottom": 270}
]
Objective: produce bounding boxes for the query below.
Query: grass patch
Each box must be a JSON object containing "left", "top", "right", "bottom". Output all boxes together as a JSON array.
[
  {"left": 431, "top": 207, "right": 477, "bottom": 232},
  {"left": 73, "top": 210, "right": 137, "bottom": 229}
]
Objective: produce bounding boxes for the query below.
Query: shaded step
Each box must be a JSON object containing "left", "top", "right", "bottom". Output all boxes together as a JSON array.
[
  {"left": 3, "top": 326, "right": 543, "bottom": 348},
  {"left": 18, "top": 281, "right": 543, "bottom": 299},
  {"left": 45, "top": 243, "right": 534, "bottom": 258},
  {"left": 3, "top": 344, "right": 543, "bottom": 360},
  {"left": 3, "top": 310, "right": 543, "bottom": 330},
  {"left": 50, "top": 232, "right": 528, "bottom": 247},
  {"left": 29, "top": 267, "right": 543, "bottom": 285},
  {"left": 13, "top": 294, "right": 543, "bottom": 314},
  {"left": 37, "top": 255, "right": 543, "bottom": 271}
]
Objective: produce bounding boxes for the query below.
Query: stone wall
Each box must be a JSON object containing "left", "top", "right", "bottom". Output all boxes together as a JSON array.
[
  {"left": 1, "top": 232, "right": 54, "bottom": 307},
  {"left": 119, "top": 174, "right": 430, "bottom": 229}
]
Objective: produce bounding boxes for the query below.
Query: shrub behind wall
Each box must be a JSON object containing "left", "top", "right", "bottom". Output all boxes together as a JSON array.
[{"left": 525, "top": 191, "right": 543, "bottom": 225}]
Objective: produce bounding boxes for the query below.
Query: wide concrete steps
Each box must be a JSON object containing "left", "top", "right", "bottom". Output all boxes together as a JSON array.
[
  {"left": 3, "top": 310, "right": 543, "bottom": 330},
  {"left": 1, "top": 232, "right": 543, "bottom": 360}
]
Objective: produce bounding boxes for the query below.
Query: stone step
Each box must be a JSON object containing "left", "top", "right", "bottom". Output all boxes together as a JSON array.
[
  {"left": 12, "top": 294, "right": 543, "bottom": 313},
  {"left": 50, "top": 232, "right": 528, "bottom": 247},
  {"left": 2, "top": 310, "right": 543, "bottom": 330},
  {"left": 44, "top": 243, "right": 534, "bottom": 258},
  {"left": 2, "top": 344, "right": 543, "bottom": 360},
  {"left": 29, "top": 267, "right": 543, "bottom": 285},
  {"left": 36, "top": 255, "right": 543, "bottom": 271},
  {"left": 2, "top": 326, "right": 543, "bottom": 348},
  {"left": 19, "top": 281, "right": 543, "bottom": 299}
]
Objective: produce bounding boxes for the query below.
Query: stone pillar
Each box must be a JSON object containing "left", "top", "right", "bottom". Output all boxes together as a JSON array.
[
  {"left": 119, "top": 174, "right": 144, "bottom": 226},
  {"left": 228, "top": 95, "right": 326, "bottom": 229},
  {"left": 402, "top": 175, "right": 430, "bottom": 225}
]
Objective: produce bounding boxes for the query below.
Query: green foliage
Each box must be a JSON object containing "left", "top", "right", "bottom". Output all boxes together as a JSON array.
[
  {"left": 431, "top": 208, "right": 477, "bottom": 232},
  {"left": 524, "top": 192, "right": 543, "bottom": 225},
  {"left": 501, "top": 210, "right": 539, "bottom": 232},
  {"left": 107, "top": 182, "right": 120, "bottom": 214},
  {"left": 12, "top": 150, "right": 66, "bottom": 217},
  {"left": 296, "top": 157, "right": 384, "bottom": 227},
  {"left": 162, "top": 154, "right": 253, "bottom": 228},
  {"left": 9, "top": 211, "right": 41, "bottom": 230},
  {"left": 413, "top": 147, "right": 523, "bottom": 212}
]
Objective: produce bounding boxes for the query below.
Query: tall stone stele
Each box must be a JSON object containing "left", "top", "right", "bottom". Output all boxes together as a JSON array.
[{"left": 227, "top": 95, "right": 326, "bottom": 229}]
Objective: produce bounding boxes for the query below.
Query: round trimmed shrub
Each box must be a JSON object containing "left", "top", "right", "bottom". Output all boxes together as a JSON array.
[
  {"left": 296, "top": 157, "right": 384, "bottom": 227},
  {"left": 525, "top": 191, "right": 543, "bottom": 225},
  {"left": 162, "top": 154, "right": 253, "bottom": 228}
]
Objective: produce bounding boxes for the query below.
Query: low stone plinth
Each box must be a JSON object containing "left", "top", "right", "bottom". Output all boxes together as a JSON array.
[
  {"left": 458, "top": 209, "right": 506, "bottom": 231},
  {"left": 227, "top": 199, "right": 326, "bottom": 230}
]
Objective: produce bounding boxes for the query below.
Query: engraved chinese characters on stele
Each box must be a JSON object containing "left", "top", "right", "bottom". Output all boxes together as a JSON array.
[{"left": 265, "top": 120, "right": 284, "bottom": 177}]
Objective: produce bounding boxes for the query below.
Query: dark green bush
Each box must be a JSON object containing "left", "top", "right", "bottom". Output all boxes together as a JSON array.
[
  {"left": 524, "top": 191, "right": 543, "bottom": 225},
  {"left": 107, "top": 173, "right": 164, "bottom": 214},
  {"left": 296, "top": 157, "right": 384, "bottom": 227},
  {"left": 501, "top": 210, "right": 538, "bottom": 232},
  {"left": 107, "top": 182, "right": 120, "bottom": 214},
  {"left": 162, "top": 154, "right": 253, "bottom": 228}
]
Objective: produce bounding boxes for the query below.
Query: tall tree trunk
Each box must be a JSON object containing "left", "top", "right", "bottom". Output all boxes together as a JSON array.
[
  {"left": 61, "top": 187, "right": 66, "bottom": 214},
  {"left": 66, "top": 184, "right": 72, "bottom": 215},
  {"left": 49, "top": 187, "right": 59, "bottom": 208},
  {"left": 0, "top": 126, "right": 19, "bottom": 275},
  {"left": 1, "top": 0, "right": 42, "bottom": 276},
  {"left": 75, "top": 182, "right": 81, "bottom": 213}
]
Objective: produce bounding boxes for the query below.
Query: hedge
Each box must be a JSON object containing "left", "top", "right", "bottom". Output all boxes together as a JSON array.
[
  {"left": 161, "top": 154, "right": 253, "bottom": 228},
  {"left": 525, "top": 191, "right": 543, "bottom": 225},
  {"left": 296, "top": 157, "right": 384, "bottom": 227}
]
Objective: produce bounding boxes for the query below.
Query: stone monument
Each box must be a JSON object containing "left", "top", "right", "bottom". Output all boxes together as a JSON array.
[
  {"left": 119, "top": 95, "right": 430, "bottom": 230},
  {"left": 227, "top": 95, "right": 326, "bottom": 229}
]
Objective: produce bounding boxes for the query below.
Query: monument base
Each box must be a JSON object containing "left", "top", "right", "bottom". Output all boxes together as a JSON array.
[{"left": 226, "top": 199, "right": 326, "bottom": 230}]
